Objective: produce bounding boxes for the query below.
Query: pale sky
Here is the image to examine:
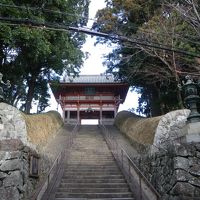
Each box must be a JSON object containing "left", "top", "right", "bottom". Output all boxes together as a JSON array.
[
  {"left": 44, "top": 0, "right": 139, "bottom": 114},
  {"left": 80, "top": 0, "right": 139, "bottom": 112}
]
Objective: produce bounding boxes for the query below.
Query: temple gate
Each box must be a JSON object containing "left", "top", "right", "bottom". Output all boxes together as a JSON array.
[{"left": 50, "top": 74, "right": 129, "bottom": 125}]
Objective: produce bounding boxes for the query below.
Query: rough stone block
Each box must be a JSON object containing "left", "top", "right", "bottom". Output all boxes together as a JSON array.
[
  {"left": 194, "top": 187, "right": 200, "bottom": 196},
  {"left": 0, "top": 159, "right": 22, "bottom": 172},
  {"left": 0, "top": 139, "right": 23, "bottom": 151},
  {"left": 173, "top": 144, "right": 194, "bottom": 157},
  {"left": 196, "top": 151, "right": 200, "bottom": 159},
  {"left": 195, "top": 143, "right": 200, "bottom": 151},
  {"left": 189, "top": 157, "right": 200, "bottom": 166},
  {"left": 170, "top": 182, "right": 194, "bottom": 196},
  {"left": 189, "top": 165, "right": 200, "bottom": 178},
  {"left": 0, "top": 187, "right": 20, "bottom": 200},
  {"left": 3, "top": 171, "right": 23, "bottom": 187},
  {"left": 164, "top": 183, "right": 173, "bottom": 192},
  {"left": 4, "top": 151, "right": 22, "bottom": 160},
  {"left": 189, "top": 177, "right": 200, "bottom": 188},
  {"left": 174, "top": 169, "right": 189, "bottom": 182},
  {"left": 0, "top": 172, "right": 7, "bottom": 180},
  {"left": 186, "top": 133, "right": 200, "bottom": 143},
  {"left": 174, "top": 157, "right": 189, "bottom": 170}
]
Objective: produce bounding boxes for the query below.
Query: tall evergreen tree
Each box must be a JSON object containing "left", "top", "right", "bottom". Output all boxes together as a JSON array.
[
  {"left": 0, "top": 0, "right": 89, "bottom": 113},
  {"left": 94, "top": 0, "right": 200, "bottom": 116}
]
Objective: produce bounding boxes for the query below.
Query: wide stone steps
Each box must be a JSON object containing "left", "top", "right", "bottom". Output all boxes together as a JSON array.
[
  {"left": 63, "top": 172, "right": 121, "bottom": 175},
  {"left": 55, "top": 192, "right": 133, "bottom": 198},
  {"left": 62, "top": 174, "right": 124, "bottom": 179},
  {"left": 60, "top": 178, "right": 126, "bottom": 184},
  {"left": 64, "top": 165, "right": 119, "bottom": 170},
  {"left": 51, "top": 125, "right": 134, "bottom": 200},
  {"left": 56, "top": 198, "right": 134, "bottom": 200},
  {"left": 57, "top": 188, "right": 130, "bottom": 193},
  {"left": 59, "top": 183, "right": 129, "bottom": 188}
]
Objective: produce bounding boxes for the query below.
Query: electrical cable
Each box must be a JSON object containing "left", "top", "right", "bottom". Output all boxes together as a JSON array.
[
  {"left": 0, "top": 2, "right": 199, "bottom": 41},
  {"left": 0, "top": 16, "right": 199, "bottom": 58},
  {"left": 1, "top": 2, "right": 200, "bottom": 46},
  {"left": 0, "top": 3, "right": 94, "bottom": 22}
]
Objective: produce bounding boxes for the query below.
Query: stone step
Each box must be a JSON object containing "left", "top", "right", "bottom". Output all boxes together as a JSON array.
[
  {"left": 57, "top": 187, "right": 130, "bottom": 193},
  {"left": 68, "top": 154, "right": 113, "bottom": 157},
  {"left": 55, "top": 192, "right": 133, "bottom": 198},
  {"left": 55, "top": 198, "right": 134, "bottom": 200},
  {"left": 68, "top": 159, "right": 115, "bottom": 162},
  {"left": 67, "top": 162, "right": 116, "bottom": 165},
  {"left": 68, "top": 159, "right": 114, "bottom": 161},
  {"left": 62, "top": 175, "right": 124, "bottom": 179},
  {"left": 65, "top": 165, "right": 118, "bottom": 169},
  {"left": 68, "top": 159, "right": 115, "bottom": 161},
  {"left": 63, "top": 172, "right": 121, "bottom": 176},
  {"left": 59, "top": 183, "right": 128, "bottom": 188},
  {"left": 63, "top": 168, "right": 120, "bottom": 173},
  {"left": 68, "top": 155, "right": 113, "bottom": 157},
  {"left": 61, "top": 178, "right": 126, "bottom": 184}
]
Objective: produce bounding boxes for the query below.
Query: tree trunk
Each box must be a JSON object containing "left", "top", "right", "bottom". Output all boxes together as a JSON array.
[
  {"left": 149, "top": 86, "right": 162, "bottom": 117},
  {"left": 177, "top": 85, "right": 184, "bottom": 109},
  {"left": 25, "top": 74, "right": 37, "bottom": 113}
]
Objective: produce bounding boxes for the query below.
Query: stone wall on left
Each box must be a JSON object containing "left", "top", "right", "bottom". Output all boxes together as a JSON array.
[{"left": 0, "top": 102, "right": 64, "bottom": 200}]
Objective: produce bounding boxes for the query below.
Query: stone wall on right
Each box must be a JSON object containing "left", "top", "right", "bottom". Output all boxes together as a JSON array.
[
  {"left": 135, "top": 140, "right": 200, "bottom": 200},
  {"left": 114, "top": 109, "right": 200, "bottom": 199}
]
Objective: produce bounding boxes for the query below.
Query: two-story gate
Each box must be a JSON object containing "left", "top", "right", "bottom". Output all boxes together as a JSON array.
[{"left": 50, "top": 74, "right": 129, "bottom": 125}]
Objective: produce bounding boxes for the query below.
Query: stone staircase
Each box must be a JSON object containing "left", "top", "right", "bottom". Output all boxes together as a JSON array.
[{"left": 49, "top": 125, "right": 134, "bottom": 200}]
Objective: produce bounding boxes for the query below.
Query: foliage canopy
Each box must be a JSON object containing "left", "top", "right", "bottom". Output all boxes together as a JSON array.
[
  {"left": 0, "top": 0, "right": 89, "bottom": 113},
  {"left": 94, "top": 0, "right": 200, "bottom": 116}
]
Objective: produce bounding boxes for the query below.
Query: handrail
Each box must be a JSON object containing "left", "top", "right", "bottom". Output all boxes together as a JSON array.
[
  {"left": 100, "top": 124, "right": 161, "bottom": 200},
  {"left": 121, "top": 147, "right": 161, "bottom": 199},
  {"left": 29, "top": 123, "right": 79, "bottom": 200}
]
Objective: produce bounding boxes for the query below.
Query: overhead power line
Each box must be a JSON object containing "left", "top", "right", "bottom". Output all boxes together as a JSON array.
[
  {"left": 1, "top": 2, "right": 200, "bottom": 45},
  {"left": 0, "top": 3, "right": 94, "bottom": 22},
  {"left": 0, "top": 16, "right": 200, "bottom": 58}
]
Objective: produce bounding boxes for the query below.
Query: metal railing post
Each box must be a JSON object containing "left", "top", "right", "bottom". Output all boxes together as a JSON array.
[
  {"left": 128, "top": 159, "right": 131, "bottom": 181},
  {"left": 121, "top": 149, "right": 124, "bottom": 169},
  {"left": 139, "top": 175, "right": 142, "bottom": 200}
]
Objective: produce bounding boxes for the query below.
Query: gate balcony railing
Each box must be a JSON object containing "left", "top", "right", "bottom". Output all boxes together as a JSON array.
[{"left": 61, "top": 95, "right": 116, "bottom": 101}]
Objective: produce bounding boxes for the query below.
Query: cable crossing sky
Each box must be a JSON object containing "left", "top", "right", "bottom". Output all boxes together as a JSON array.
[{"left": 0, "top": 16, "right": 200, "bottom": 59}]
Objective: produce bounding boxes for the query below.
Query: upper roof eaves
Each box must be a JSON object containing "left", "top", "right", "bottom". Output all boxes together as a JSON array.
[{"left": 60, "top": 74, "right": 120, "bottom": 84}]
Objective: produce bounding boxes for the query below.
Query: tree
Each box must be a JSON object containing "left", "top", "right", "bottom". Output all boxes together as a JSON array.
[
  {"left": 94, "top": 0, "right": 200, "bottom": 116},
  {"left": 0, "top": 0, "right": 89, "bottom": 113}
]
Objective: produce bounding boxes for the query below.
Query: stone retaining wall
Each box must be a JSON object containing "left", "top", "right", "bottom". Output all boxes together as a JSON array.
[
  {"left": 0, "top": 103, "right": 64, "bottom": 199},
  {"left": 136, "top": 141, "right": 200, "bottom": 200},
  {"left": 0, "top": 140, "right": 38, "bottom": 199},
  {"left": 114, "top": 109, "right": 200, "bottom": 199}
]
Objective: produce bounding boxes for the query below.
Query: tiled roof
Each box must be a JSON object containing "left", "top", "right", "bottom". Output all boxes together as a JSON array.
[{"left": 61, "top": 74, "right": 119, "bottom": 83}]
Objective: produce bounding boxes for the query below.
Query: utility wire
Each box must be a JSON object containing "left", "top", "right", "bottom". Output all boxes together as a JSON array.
[
  {"left": 1, "top": 2, "right": 200, "bottom": 45},
  {"left": 0, "top": 16, "right": 200, "bottom": 58},
  {"left": 0, "top": 3, "right": 94, "bottom": 22}
]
